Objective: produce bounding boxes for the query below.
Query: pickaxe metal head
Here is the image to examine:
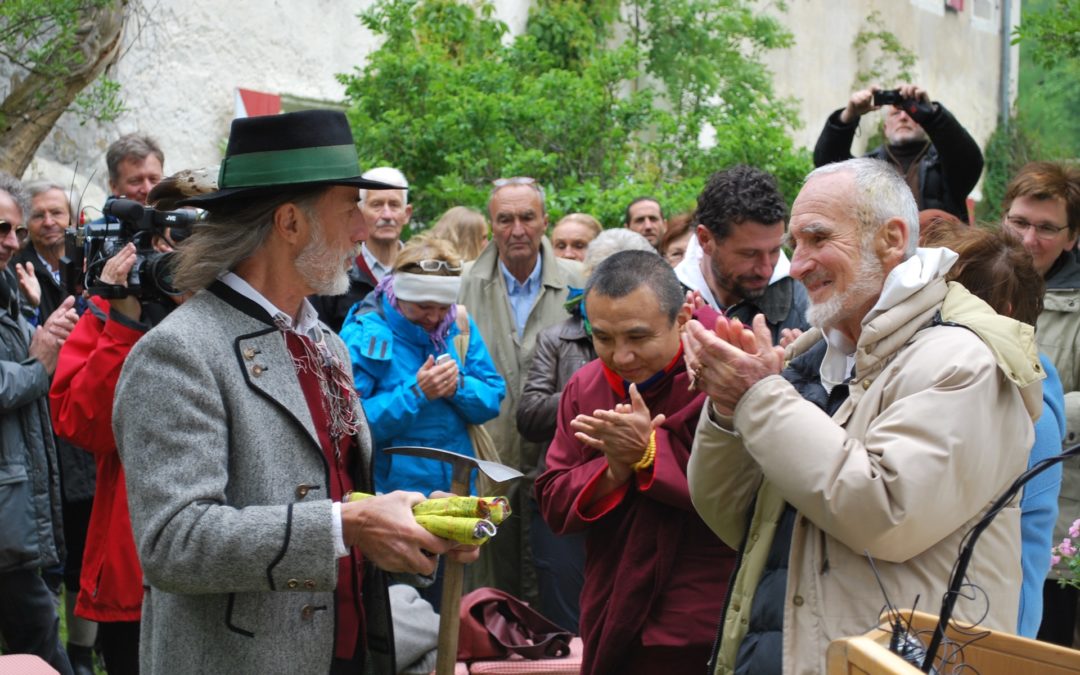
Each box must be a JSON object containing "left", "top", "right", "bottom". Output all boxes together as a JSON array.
[
  {"left": 383, "top": 445, "right": 523, "bottom": 495},
  {"left": 385, "top": 446, "right": 521, "bottom": 675}
]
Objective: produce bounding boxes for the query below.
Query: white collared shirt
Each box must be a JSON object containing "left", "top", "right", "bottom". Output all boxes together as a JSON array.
[
  {"left": 35, "top": 250, "right": 60, "bottom": 284},
  {"left": 361, "top": 242, "right": 398, "bottom": 282},
  {"left": 219, "top": 272, "right": 321, "bottom": 338}
]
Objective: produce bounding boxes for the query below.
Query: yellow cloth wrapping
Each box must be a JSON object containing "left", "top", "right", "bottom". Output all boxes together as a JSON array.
[
  {"left": 345, "top": 493, "right": 510, "bottom": 544},
  {"left": 412, "top": 496, "right": 511, "bottom": 525},
  {"left": 415, "top": 515, "right": 497, "bottom": 545}
]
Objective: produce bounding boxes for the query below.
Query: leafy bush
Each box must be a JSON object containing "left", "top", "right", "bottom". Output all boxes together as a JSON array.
[
  {"left": 977, "top": 116, "right": 1041, "bottom": 222},
  {"left": 340, "top": 0, "right": 811, "bottom": 229}
]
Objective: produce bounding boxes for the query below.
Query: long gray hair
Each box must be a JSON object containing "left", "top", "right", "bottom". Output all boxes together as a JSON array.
[{"left": 171, "top": 186, "right": 325, "bottom": 293}]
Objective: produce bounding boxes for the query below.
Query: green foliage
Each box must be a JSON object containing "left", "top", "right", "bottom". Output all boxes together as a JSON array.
[
  {"left": 852, "top": 10, "right": 917, "bottom": 88},
  {"left": 340, "top": 0, "right": 810, "bottom": 228},
  {"left": 0, "top": 0, "right": 126, "bottom": 124},
  {"left": 1012, "top": 0, "right": 1080, "bottom": 70},
  {"left": 1012, "top": 0, "right": 1080, "bottom": 162},
  {"left": 73, "top": 77, "right": 124, "bottom": 124},
  {"left": 976, "top": 116, "right": 1041, "bottom": 222}
]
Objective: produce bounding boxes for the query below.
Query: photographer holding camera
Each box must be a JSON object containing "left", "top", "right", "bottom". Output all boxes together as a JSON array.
[
  {"left": 813, "top": 83, "right": 983, "bottom": 222},
  {"left": 49, "top": 226, "right": 183, "bottom": 675}
]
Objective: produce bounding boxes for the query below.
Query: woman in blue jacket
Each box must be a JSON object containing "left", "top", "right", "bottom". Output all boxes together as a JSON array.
[{"left": 341, "top": 234, "right": 505, "bottom": 498}]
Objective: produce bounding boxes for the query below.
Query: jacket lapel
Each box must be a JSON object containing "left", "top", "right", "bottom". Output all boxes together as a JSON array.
[
  {"left": 235, "top": 329, "right": 321, "bottom": 452},
  {"left": 207, "top": 281, "right": 321, "bottom": 452}
]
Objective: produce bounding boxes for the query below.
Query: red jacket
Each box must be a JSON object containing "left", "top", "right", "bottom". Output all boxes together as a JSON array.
[
  {"left": 535, "top": 353, "right": 735, "bottom": 675},
  {"left": 50, "top": 297, "right": 145, "bottom": 622}
]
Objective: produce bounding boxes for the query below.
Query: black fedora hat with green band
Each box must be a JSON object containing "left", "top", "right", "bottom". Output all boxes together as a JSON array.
[{"left": 177, "top": 109, "right": 397, "bottom": 209}]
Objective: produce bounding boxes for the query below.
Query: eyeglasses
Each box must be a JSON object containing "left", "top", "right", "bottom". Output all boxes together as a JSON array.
[
  {"left": 415, "top": 259, "right": 462, "bottom": 273},
  {"left": 1004, "top": 215, "right": 1070, "bottom": 241}
]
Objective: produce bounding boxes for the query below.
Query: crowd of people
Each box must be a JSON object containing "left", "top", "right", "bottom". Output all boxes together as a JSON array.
[{"left": 0, "top": 83, "right": 1078, "bottom": 675}]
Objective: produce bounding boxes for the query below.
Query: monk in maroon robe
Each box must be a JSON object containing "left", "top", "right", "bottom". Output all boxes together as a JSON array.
[{"left": 535, "top": 250, "right": 736, "bottom": 675}]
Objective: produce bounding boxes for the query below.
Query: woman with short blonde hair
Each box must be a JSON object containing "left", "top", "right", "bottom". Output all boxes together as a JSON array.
[{"left": 550, "top": 213, "right": 603, "bottom": 262}]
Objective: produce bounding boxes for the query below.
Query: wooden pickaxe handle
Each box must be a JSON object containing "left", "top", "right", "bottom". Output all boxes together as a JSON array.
[{"left": 435, "top": 476, "right": 470, "bottom": 675}]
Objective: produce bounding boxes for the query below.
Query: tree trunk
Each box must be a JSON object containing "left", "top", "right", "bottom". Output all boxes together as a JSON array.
[{"left": 0, "top": 1, "right": 127, "bottom": 176}]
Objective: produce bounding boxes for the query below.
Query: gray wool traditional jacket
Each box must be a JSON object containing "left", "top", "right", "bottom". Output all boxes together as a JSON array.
[{"left": 114, "top": 281, "right": 394, "bottom": 675}]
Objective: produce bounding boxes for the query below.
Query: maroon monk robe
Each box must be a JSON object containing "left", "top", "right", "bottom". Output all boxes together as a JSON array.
[
  {"left": 284, "top": 331, "right": 366, "bottom": 661},
  {"left": 535, "top": 353, "right": 736, "bottom": 675}
]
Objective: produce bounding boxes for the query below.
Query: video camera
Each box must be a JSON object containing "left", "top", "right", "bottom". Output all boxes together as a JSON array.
[{"left": 61, "top": 199, "right": 196, "bottom": 303}]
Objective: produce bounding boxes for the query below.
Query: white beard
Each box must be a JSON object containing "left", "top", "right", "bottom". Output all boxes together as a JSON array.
[
  {"left": 805, "top": 246, "right": 884, "bottom": 330},
  {"left": 297, "top": 216, "right": 352, "bottom": 296}
]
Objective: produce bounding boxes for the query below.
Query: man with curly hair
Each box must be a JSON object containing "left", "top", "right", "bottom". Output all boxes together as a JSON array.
[{"left": 674, "top": 165, "right": 809, "bottom": 343}]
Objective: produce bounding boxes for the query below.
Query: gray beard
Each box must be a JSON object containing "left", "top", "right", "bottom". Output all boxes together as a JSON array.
[
  {"left": 806, "top": 249, "right": 884, "bottom": 330},
  {"left": 297, "top": 218, "right": 352, "bottom": 296}
]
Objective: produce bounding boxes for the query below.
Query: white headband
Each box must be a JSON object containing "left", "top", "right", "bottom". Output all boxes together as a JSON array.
[{"left": 393, "top": 272, "right": 461, "bottom": 305}]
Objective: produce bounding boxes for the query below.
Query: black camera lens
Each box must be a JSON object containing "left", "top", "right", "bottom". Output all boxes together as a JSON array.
[
  {"left": 873, "top": 90, "right": 904, "bottom": 107},
  {"left": 140, "top": 251, "right": 181, "bottom": 298}
]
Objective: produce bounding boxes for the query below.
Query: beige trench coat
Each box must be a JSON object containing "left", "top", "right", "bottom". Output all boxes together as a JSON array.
[
  {"left": 688, "top": 279, "right": 1038, "bottom": 675},
  {"left": 458, "top": 237, "right": 584, "bottom": 601}
]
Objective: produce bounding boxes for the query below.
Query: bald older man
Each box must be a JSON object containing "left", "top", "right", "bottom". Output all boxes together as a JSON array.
[{"left": 685, "top": 157, "right": 1039, "bottom": 675}]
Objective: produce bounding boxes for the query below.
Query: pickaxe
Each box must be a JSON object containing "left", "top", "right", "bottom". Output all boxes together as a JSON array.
[{"left": 384, "top": 445, "right": 522, "bottom": 675}]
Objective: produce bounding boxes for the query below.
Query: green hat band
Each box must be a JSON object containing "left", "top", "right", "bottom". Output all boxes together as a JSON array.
[{"left": 218, "top": 144, "right": 362, "bottom": 188}]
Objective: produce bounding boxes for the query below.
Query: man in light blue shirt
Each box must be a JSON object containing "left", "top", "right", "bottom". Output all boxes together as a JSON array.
[
  {"left": 459, "top": 177, "right": 585, "bottom": 604},
  {"left": 499, "top": 253, "right": 543, "bottom": 336}
]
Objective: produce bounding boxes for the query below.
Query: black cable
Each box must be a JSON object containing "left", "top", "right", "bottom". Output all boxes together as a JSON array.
[{"left": 921, "top": 443, "right": 1080, "bottom": 672}]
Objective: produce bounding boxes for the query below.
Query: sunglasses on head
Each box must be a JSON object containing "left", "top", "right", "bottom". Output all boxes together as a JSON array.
[
  {"left": 491, "top": 176, "right": 545, "bottom": 201},
  {"left": 414, "top": 259, "right": 462, "bottom": 273},
  {"left": 492, "top": 176, "right": 536, "bottom": 188}
]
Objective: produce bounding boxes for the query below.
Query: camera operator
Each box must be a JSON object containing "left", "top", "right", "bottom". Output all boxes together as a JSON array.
[
  {"left": 813, "top": 83, "right": 983, "bottom": 222},
  {"left": 49, "top": 234, "right": 182, "bottom": 675}
]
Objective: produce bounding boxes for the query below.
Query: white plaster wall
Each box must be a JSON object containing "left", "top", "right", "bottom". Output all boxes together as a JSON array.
[
  {"left": 25, "top": 0, "right": 531, "bottom": 212},
  {"left": 765, "top": 0, "right": 1014, "bottom": 188},
  {"left": 24, "top": 0, "right": 1011, "bottom": 210}
]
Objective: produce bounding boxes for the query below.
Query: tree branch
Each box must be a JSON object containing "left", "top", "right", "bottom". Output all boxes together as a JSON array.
[{"left": 0, "top": 0, "right": 127, "bottom": 176}]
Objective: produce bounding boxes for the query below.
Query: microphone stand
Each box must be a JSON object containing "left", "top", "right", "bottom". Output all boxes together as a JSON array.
[{"left": 922, "top": 443, "right": 1080, "bottom": 672}]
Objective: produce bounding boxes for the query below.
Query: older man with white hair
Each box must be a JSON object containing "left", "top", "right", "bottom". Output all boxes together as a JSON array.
[
  {"left": 684, "top": 157, "right": 1041, "bottom": 675},
  {"left": 311, "top": 166, "right": 411, "bottom": 332},
  {"left": 0, "top": 172, "right": 78, "bottom": 675}
]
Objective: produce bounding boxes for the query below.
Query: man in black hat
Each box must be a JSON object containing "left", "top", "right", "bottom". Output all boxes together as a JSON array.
[{"left": 112, "top": 110, "right": 476, "bottom": 675}]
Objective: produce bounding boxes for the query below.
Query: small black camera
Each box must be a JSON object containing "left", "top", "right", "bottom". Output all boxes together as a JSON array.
[
  {"left": 873, "top": 89, "right": 905, "bottom": 107},
  {"left": 61, "top": 199, "right": 196, "bottom": 303}
]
